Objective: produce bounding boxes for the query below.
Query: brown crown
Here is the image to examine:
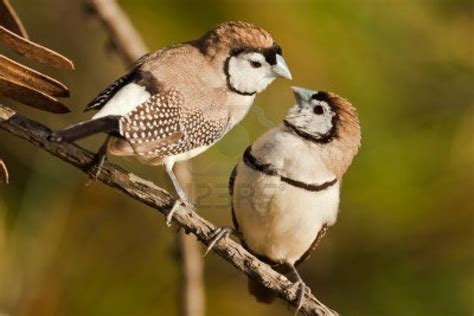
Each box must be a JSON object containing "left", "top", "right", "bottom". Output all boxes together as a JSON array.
[{"left": 197, "top": 21, "right": 275, "bottom": 56}]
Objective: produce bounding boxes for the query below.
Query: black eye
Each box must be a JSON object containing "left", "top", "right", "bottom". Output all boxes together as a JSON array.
[
  {"left": 250, "top": 61, "right": 262, "bottom": 68},
  {"left": 313, "top": 105, "right": 324, "bottom": 115}
]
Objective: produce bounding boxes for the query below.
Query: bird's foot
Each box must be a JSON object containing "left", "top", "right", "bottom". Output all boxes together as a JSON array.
[
  {"left": 85, "top": 153, "right": 107, "bottom": 185},
  {"left": 203, "top": 226, "right": 240, "bottom": 256},
  {"left": 165, "top": 198, "right": 194, "bottom": 227},
  {"left": 289, "top": 280, "right": 311, "bottom": 315}
]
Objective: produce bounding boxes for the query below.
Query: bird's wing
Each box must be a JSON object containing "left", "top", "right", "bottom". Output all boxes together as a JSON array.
[
  {"left": 228, "top": 161, "right": 295, "bottom": 275},
  {"left": 119, "top": 90, "right": 228, "bottom": 158},
  {"left": 294, "top": 224, "right": 329, "bottom": 267},
  {"left": 83, "top": 52, "right": 153, "bottom": 112},
  {"left": 228, "top": 165, "right": 240, "bottom": 231},
  {"left": 84, "top": 72, "right": 136, "bottom": 112}
]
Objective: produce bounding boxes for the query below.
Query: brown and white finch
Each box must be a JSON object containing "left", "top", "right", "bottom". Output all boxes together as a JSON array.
[
  {"left": 50, "top": 21, "right": 292, "bottom": 222},
  {"left": 228, "top": 87, "right": 360, "bottom": 312}
]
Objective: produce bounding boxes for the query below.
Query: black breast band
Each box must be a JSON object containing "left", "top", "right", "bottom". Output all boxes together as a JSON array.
[{"left": 242, "top": 146, "right": 337, "bottom": 192}]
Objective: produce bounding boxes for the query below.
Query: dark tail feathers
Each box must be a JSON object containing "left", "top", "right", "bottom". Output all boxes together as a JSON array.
[
  {"left": 247, "top": 276, "right": 276, "bottom": 304},
  {"left": 49, "top": 115, "right": 120, "bottom": 143}
]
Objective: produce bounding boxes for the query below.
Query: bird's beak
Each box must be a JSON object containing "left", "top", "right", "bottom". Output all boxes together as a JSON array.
[
  {"left": 272, "top": 54, "right": 292, "bottom": 80},
  {"left": 292, "top": 86, "right": 315, "bottom": 108}
]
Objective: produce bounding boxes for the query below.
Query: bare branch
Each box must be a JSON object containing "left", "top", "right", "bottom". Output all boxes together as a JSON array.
[
  {"left": 86, "top": 0, "right": 147, "bottom": 64},
  {"left": 178, "top": 231, "right": 205, "bottom": 316},
  {"left": 0, "top": 105, "right": 337, "bottom": 316}
]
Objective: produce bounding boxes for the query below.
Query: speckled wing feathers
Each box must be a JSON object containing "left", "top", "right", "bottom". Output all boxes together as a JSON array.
[
  {"left": 83, "top": 52, "right": 153, "bottom": 112},
  {"left": 120, "top": 91, "right": 181, "bottom": 145},
  {"left": 119, "top": 89, "right": 228, "bottom": 158}
]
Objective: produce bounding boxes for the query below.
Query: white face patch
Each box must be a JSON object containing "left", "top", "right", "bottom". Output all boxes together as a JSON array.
[
  {"left": 227, "top": 52, "right": 276, "bottom": 95},
  {"left": 285, "top": 99, "right": 336, "bottom": 140}
]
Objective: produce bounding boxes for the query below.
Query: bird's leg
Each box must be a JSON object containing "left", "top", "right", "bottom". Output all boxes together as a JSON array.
[
  {"left": 86, "top": 135, "right": 110, "bottom": 184},
  {"left": 164, "top": 161, "right": 194, "bottom": 226},
  {"left": 203, "top": 226, "right": 242, "bottom": 256},
  {"left": 287, "top": 263, "right": 311, "bottom": 315}
]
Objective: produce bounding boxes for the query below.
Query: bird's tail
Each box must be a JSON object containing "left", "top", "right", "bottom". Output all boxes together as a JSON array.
[
  {"left": 247, "top": 276, "right": 276, "bottom": 304},
  {"left": 49, "top": 116, "right": 120, "bottom": 142}
]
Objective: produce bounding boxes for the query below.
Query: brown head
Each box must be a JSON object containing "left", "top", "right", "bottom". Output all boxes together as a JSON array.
[
  {"left": 199, "top": 21, "right": 274, "bottom": 55},
  {"left": 284, "top": 87, "right": 361, "bottom": 178},
  {"left": 196, "top": 21, "right": 292, "bottom": 95}
]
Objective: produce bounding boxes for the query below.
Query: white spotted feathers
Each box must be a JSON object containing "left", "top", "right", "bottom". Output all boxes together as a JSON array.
[
  {"left": 119, "top": 89, "right": 228, "bottom": 157},
  {"left": 119, "top": 91, "right": 181, "bottom": 144}
]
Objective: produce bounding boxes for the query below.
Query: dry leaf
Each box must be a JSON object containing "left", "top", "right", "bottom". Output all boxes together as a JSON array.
[
  {"left": 0, "top": 75, "right": 71, "bottom": 113},
  {"left": 0, "top": 54, "right": 70, "bottom": 97},
  {"left": 0, "top": 103, "right": 16, "bottom": 120},
  {"left": 0, "top": 159, "right": 8, "bottom": 184},
  {"left": 0, "top": 0, "right": 28, "bottom": 39},
  {"left": 0, "top": 25, "right": 74, "bottom": 70}
]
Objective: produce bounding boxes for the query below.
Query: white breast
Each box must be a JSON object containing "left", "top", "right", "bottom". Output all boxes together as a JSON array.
[
  {"left": 166, "top": 145, "right": 212, "bottom": 164},
  {"left": 227, "top": 93, "right": 255, "bottom": 127},
  {"left": 135, "top": 144, "right": 213, "bottom": 167},
  {"left": 232, "top": 127, "right": 340, "bottom": 264},
  {"left": 233, "top": 163, "right": 340, "bottom": 264},
  {"left": 252, "top": 127, "right": 336, "bottom": 185},
  {"left": 92, "top": 83, "right": 151, "bottom": 119}
]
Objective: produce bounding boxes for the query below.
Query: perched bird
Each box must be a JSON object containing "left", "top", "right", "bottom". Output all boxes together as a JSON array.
[
  {"left": 50, "top": 21, "right": 292, "bottom": 224},
  {"left": 220, "top": 87, "right": 360, "bottom": 312}
]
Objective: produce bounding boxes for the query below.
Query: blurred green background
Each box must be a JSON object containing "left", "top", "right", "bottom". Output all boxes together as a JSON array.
[{"left": 0, "top": 0, "right": 473, "bottom": 315}]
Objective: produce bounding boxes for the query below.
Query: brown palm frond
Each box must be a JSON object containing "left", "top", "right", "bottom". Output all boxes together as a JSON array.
[
  {"left": 0, "top": 159, "right": 8, "bottom": 183},
  {"left": 0, "top": 0, "right": 74, "bottom": 114},
  {"left": 0, "top": 54, "right": 70, "bottom": 97},
  {"left": 0, "top": 76, "right": 71, "bottom": 113},
  {"left": 0, "top": 0, "right": 28, "bottom": 39},
  {"left": 0, "top": 25, "right": 74, "bottom": 70}
]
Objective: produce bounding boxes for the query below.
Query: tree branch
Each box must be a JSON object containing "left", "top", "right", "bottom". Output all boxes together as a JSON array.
[
  {"left": 0, "top": 105, "right": 337, "bottom": 316},
  {"left": 85, "top": 0, "right": 147, "bottom": 65},
  {"left": 178, "top": 231, "right": 205, "bottom": 316}
]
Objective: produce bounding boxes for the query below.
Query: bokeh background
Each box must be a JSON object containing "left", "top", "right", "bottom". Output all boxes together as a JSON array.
[{"left": 0, "top": 0, "right": 473, "bottom": 315}]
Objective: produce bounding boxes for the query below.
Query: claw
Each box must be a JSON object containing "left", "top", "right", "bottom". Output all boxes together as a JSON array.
[
  {"left": 85, "top": 136, "right": 109, "bottom": 185},
  {"left": 166, "top": 199, "right": 194, "bottom": 227},
  {"left": 92, "top": 153, "right": 106, "bottom": 179},
  {"left": 292, "top": 281, "right": 310, "bottom": 315},
  {"left": 285, "top": 263, "right": 311, "bottom": 315},
  {"left": 204, "top": 227, "right": 236, "bottom": 256},
  {"left": 85, "top": 152, "right": 107, "bottom": 186},
  {"left": 163, "top": 160, "right": 194, "bottom": 227}
]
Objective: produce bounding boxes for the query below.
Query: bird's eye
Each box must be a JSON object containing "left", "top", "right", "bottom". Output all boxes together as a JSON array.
[
  {"left": 250, "top": 61, "right": 262, "bottom": 68},
  {"left": 313, "top": 105, "right": 324, "bottom": 115}
]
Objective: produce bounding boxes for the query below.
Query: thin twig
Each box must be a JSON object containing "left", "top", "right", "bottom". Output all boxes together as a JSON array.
[
  {"left": 175, "top": 163, "right": 205, "bottom": 316},
  {"left": 0, "top": 105, "right": 337, "bottom": 316},
  {"left": 178, "top": 231, "right": 205, "bottom": 316},
  {"left": 85, "top": 0, "right": 147, "bottom": 65}
]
